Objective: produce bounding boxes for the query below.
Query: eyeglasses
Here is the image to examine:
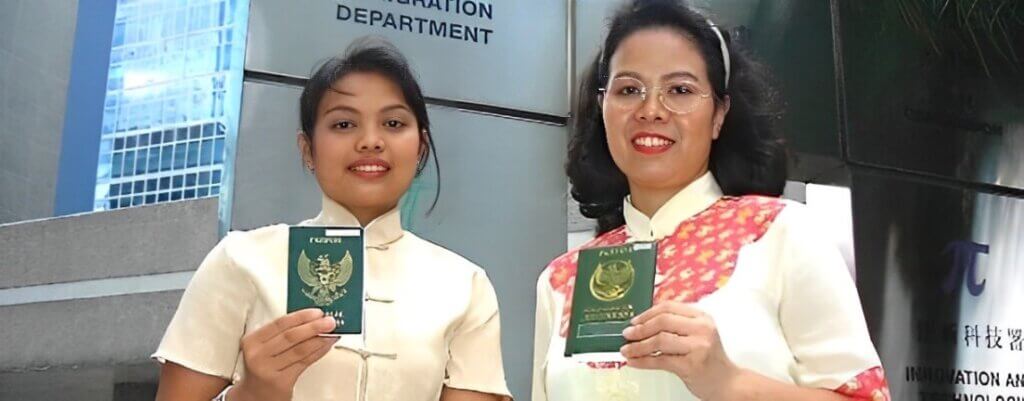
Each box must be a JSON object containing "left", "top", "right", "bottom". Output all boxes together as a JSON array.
[{"left": 598, "top": 77, "right": 712, "bottom": 115}]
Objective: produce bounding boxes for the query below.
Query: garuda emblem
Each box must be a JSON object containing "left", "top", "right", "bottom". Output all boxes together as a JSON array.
[
  {"left": 589, "top": 259, "right": 635, "bottom": 302},
  {"left": 297, "top": 250, "right": 353, "bottom": 306}
]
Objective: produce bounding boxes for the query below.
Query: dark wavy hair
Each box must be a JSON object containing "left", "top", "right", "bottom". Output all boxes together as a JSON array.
[
  {"left": 299, "top": 36, "right": 440, "bottom": 210},
  {"left": 569, "top": 0, "right": 787, "bottom": 234}
]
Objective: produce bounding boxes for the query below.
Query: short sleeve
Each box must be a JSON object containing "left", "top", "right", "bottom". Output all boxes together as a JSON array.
[
  {"left": 152, "top": 234, "right": 255, "bottom": 380},
  {"left": 531, "top": 270, "right": 556, "bottom": 401},
  {"left": 774, "top": 207, "right": 886, "bottom": 391},
  {"left": 443, "top": 270, "right": 512, "bottom": 399}
]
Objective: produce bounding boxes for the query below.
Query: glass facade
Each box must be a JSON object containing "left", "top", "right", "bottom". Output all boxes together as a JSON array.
[{"left": 93, "top": 0, "right": 248, "bottom": 211}]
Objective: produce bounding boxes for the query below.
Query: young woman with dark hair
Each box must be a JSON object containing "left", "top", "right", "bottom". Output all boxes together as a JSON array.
[
  {"left": 154, "top": 37, "right": 510, "bottom": 401},
  {"left": 533, "top": 1, "right": 889, "bottom": 400}
]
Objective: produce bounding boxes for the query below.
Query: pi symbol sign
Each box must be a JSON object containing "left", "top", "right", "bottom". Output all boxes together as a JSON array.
[{"left": 942, "top": 240, "right": 989, "bottom": 296}]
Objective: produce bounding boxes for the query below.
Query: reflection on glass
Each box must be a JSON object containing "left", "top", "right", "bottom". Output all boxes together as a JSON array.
[{"left": 93, "top": 0, "right": 249, "bottom": 211}]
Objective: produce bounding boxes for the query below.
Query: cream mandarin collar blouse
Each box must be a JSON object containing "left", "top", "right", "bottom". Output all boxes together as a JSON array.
[{"left": 155, "top": 194, "right": 512, "bottom": 401}]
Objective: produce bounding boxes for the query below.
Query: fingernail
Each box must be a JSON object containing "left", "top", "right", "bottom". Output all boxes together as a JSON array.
[
  {"left": 630, "top": 317, "right": 638, "bottom": 324},
  {"left": 622, "top": 327, "right": 634, "bottom": 337}
]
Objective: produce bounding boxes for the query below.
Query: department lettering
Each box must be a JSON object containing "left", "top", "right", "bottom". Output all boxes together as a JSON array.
[{"left": 337, "top": 4, "right": 494, "bottom": 45}]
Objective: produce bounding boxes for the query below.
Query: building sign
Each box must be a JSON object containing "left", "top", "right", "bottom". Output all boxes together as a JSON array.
[{"left": 246, "top": 0, "right": 568, "bottom": 116}]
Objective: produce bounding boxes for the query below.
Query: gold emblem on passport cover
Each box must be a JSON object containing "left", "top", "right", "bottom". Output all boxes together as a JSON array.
[
  {"left": 589, "top": 259, "right": 635, "bottom": 302},
  {"left": 297, "top": 250, "right": 354, "bottom": 306}
]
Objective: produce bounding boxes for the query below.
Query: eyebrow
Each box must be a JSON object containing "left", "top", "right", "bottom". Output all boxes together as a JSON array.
[
  {"left": 322, "top": 105, "right": 360, "bottom": 115},
  {"left": 613, "top": 70, "right": 701, "bottom": 82},
  {"left": 322, "top": 104, "right": 412, "bottom": 116},
  {"left": 661, "top": 71, "right": 701, "bottom": 82},
  {"left": 380, "top": 104, "right": 412, "bottom": 114}
]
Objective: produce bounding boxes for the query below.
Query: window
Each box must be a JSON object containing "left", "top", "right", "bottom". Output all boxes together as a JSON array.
[
  {"left": 147, "top": 148, "right": 160, "bottom": 173},
  {"left": 213, "top": 137, "right": 225, "bottom": 164},
  {"left": 186, "top": 141, "right": 199, "bottom": 167},
  {"left": 160, "top": 145, "right": 173, "bottom": 171},
  {"left": 112, "top": 153, "right": 123, "bottom": 178},
  {"left": 135, "top": 151, "right": 147, "bottom": 175},
  {"left": 173, "top": 143, "right": 186, "bottom": 169},
  {"left": 200, "top": 139, "right": 213, "bottom": 166},
  {"left": 123, "top": 151, "right": 135, "bottom": 176}
]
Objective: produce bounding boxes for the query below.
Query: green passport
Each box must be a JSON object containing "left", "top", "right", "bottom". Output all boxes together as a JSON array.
[
  {"left": 565, "top": 242, "right": 657, "bottom": 357},
  {"left": 288, "top": 226, "right": 364, "bottom": 335}
]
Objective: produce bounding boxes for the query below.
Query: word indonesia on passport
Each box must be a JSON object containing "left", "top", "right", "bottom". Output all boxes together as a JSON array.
[
  {"left": 566, "top": 242, "right": 657, "bottom": 357},
  {"left": 288, "top": 226, "right": 365, "bottom": 336}
]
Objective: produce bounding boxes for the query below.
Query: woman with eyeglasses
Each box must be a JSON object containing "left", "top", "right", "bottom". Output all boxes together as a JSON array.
[
  {"left": 153, "top": 38, "right": 511, "bottom": 401},
  {"left": 532, "top": 1, "right": 889, "bottom": 400}
]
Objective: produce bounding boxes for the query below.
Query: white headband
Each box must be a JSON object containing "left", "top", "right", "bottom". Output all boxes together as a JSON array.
[{"left": 706, "top": 19, "right": 730, "bottom": 90}]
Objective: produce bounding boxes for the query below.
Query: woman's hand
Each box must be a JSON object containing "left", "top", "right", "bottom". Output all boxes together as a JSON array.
[
  {"left": 620, "top": 302, "right": 743, "bottom": 401},
  {"left": 231, "top": 308, "right": 338, "bottom": 401}
]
